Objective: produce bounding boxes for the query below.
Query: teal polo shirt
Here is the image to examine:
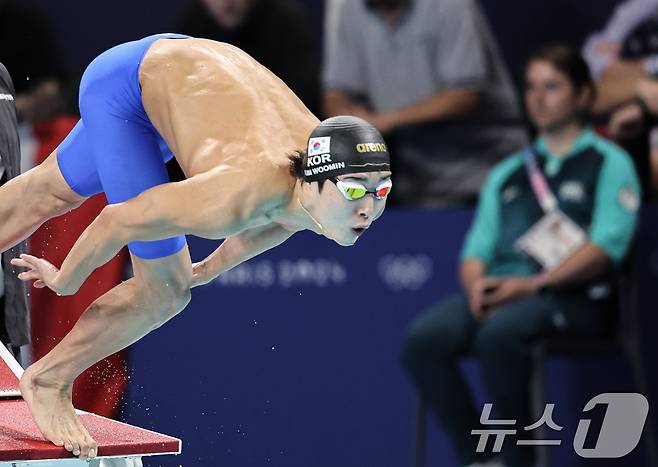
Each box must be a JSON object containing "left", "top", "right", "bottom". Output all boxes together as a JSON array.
[{"left": 460, "top": 128, "right": 641, "bottom": 276}]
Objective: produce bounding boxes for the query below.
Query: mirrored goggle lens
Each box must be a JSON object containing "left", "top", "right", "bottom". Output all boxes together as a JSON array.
[
  {"left": 375, "top": 184, "right": 392, "bottom": 198},
  {"left": 343, "top": 185, "right": 367, "bottom": 200}
]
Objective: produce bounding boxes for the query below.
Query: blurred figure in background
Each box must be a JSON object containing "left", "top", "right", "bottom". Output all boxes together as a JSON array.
[
  {"left": 583, "top": 0, "right": 658, "bottom": 196},
  {"left": 176, "top": 0, "right": 320, "bottom": 115},
  {"left": 0, "top": 0, "right": 66, "bottom": 124},
  {"left": 402, "top": 46, "right": 640, "bottom": 467},
  {"left": 323, "top": 0, "right": 527, "bottom": 207},
  {"left": 0, "top": 62, "right": 29, "bottom": 360}
]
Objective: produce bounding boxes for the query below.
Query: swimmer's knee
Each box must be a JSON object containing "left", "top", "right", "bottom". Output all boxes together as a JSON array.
[
  {"left": 132, "top": 248, "right": 193, "bottom": 328},
  {"left": 172, "top": 286, "right": 192, "bottom": 312},
  {"left": 150, "top": 284, "right": 191, "bottom": 329}
]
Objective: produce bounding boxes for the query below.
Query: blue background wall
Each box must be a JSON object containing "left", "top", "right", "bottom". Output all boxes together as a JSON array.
[
  {"left": 122, "top": 208, "right": 469, "bottom": 467},
  {"left": 121, "top": 207, "right": 658, "bottom": 467}
]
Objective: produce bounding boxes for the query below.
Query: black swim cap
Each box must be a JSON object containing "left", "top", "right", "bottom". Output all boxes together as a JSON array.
[{"left": 303, "top": 116, "right": 391, "bottom": 182}]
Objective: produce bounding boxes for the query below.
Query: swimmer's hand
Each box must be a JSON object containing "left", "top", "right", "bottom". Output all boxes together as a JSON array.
[
  {"left": 10, "top": 254, "right": 77, "bottom": 296},
  {"left": 191, "top": 261, "right": 211, "bottom": 288}
]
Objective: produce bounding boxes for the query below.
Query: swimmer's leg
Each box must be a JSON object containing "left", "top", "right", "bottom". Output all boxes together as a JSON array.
[
  {"left": 19, "top": 246, "right": 192, "bottom": 460},
  {"left": 0, "top": 150, "right": 87, "bottom": 253}
]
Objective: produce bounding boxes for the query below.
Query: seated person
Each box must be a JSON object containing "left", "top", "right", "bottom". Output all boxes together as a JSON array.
[{"left": 402, "top": 45, "right": 641, "bottom": 467}]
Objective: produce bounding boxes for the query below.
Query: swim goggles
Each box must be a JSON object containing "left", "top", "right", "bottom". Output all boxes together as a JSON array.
[{"left": 329, "top": 177, "right": 392, "bottom": 201}]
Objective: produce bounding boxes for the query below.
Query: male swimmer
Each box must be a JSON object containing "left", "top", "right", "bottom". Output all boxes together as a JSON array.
[{"left": 2, "top": 34, "right": 392, "bottom": 460}]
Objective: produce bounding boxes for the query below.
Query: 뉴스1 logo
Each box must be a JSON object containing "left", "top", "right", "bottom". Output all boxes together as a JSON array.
[
  {"left": 356, "top": 142, "right": 387, "bottom": 153},
  {"left": 471, "top": 393, "right": 648, "bottom": 459},
  {"left": 308, "top": 136, "right": 331, "bottom": 156}
]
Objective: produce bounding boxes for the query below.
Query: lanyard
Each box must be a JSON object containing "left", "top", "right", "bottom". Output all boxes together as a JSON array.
[{"left": 522, "top": 147, "right": 558, "bottom": 213}]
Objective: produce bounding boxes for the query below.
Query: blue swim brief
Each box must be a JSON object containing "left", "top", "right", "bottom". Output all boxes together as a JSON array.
[{"left": 57, "top": 33, "right": 190, "bottom": 260}]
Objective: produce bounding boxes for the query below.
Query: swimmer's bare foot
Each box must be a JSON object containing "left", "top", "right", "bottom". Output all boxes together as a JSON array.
[{"left": 19, "top": 365, "right": 98, "bottom": 460}]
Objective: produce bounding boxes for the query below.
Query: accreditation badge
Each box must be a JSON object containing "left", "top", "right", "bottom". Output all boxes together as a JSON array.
[{"left": 514, "top": 210, "right": 587, "bottom": 270}]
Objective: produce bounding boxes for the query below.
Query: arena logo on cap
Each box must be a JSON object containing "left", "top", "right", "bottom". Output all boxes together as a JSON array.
[
  {"left": 308, "top": 136, "right": 331, "bottom": 156},
  {"left": 356, "top": 142, "right": 387, "bottom": 153}
]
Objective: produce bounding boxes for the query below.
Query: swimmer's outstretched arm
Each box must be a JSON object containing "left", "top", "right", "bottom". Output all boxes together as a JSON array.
[
  {"left": 191, "top": 224, "right": 293, "bottom": 287},
  {"left": 15, "top": 172, "right": 239, "bottom": 295}
]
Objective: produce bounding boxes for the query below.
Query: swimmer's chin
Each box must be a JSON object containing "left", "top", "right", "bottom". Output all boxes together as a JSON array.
[
  {"left": 318, "top": 230, "right": 359, "bottom": 246},
  {"left": 334, "top": 236, "right": 359, "bottom": 247}
]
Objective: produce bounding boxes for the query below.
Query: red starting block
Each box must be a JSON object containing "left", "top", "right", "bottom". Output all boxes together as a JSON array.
[{"left": 0, "top": 343, "right": 181, "bottom": 466}]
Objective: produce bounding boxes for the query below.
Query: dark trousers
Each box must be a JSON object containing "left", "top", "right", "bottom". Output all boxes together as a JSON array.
[
  {"left": 0, "top": 295, "right": 20, "bottom": 360},
  {"left": 0, "top": 295, "right": 7, "bottom": 344},
  {"left": 401, "top": 292, "right": 612, "bottom": 467}
]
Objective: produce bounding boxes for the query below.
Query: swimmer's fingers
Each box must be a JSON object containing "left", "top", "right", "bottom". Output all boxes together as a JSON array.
[
  {"left": 11, "top": 254, "right": 42, "bottom": 271},
  {"left": 17, "top": 254, "right": 44, "bottom": 269},
  {"left": 11, "top": 255, "right": 60, "bottom": 290},
  {"left": 16, "top": 254, "right": 59, "bottom": 274},
  {"left": 17, "top": 270, "right": 41, "bottom": 282},
  {"left": 11, "top": 258, "right": 40, "bottom": 283},
  {"left": 10, "top": 257, "right": 32, "bottom": 269},
  {"left": 14, "top": 265, "right": 48, "bottom": 289}
]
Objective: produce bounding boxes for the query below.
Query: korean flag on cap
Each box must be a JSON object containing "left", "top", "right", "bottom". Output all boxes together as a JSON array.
[{"left": 308, "top": 136, "right": 331, "bottom": 156}]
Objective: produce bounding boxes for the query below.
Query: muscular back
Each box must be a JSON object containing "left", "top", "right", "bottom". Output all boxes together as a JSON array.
[{"left": 139, "top": 38, "right": 318, "bottom": 178}]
